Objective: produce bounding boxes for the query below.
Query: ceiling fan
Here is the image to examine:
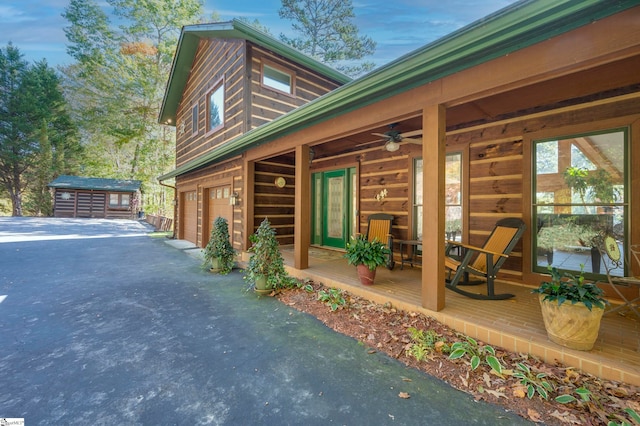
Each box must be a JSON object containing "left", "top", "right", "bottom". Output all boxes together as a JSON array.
[{"left": 371, "top": 124, "right": 422, "bottom": 152}]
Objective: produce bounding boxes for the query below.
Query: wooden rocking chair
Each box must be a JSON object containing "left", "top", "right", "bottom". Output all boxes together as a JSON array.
[
  {"left": 364, "top": 213, "right": 395, "bottom": 270},
  {"left": 445, "top": 218, "right": 526, "bottom": 300}
]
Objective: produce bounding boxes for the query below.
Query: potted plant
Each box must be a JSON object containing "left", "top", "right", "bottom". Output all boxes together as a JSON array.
[
  {"left": 344, "top": 235, "right": 391, "bottom": 286},
  {"left": 202, "top": 216, "right": 236, "bottom": 274},
  {"left": 532, "top": 265, "right": 608, "bottom": 351},
  {"left": 243, "top": 218, "right": 295, "bottom": 294}
]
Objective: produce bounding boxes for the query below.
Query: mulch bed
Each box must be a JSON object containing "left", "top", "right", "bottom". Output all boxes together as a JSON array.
[{"left": 274, "top": 280, "right": 640, "bottom": 425}]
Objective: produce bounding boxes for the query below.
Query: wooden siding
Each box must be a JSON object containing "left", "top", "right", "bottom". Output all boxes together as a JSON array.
[
  {"left": 249, "top": 45, "right": 342, "bottom": 130},
  {"left": 174, "top": 39, "right": 343, "bottom": 169},
  {"left": 175, "top": 156, "right": 243, "bottom": 249},
  {"left": 175, "top": 39, "right": 247, "bottom": 168},
  {"left": 254, "top": 158, "right": 296, "bottom": 245},
  {"left": 53, "top": 189, "right": 136, "bottom": 219}
]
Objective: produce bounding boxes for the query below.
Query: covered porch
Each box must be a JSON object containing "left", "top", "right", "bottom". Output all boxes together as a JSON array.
[{"left": 281, "top": 246, "right": 640, "bottom": 386}]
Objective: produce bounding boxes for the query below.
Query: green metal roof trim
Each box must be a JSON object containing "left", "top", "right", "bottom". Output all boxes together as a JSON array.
[
  {"left": 49, "top": 175, "right": 142, "bottom": 192},
  {"left": 158, "top": 19, "right": 351, "bottom": 125},
  {"left": 159, "top": 0, "right": 638, "bottom": 181}
]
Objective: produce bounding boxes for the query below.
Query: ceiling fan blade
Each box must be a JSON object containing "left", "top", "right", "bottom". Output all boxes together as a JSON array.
[
  {"left": 403, "top": 129, "right": 423, "bottom": 138},
  {"left": 402, "top": 137, "right": 422, "bottom": 145},
  {"left": 371, "top": 132, "right": 387, "bottom": 138}
]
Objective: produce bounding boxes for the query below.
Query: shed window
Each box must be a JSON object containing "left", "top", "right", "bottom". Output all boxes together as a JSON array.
[
  {"left": 207, "top": 82, "right": 224, "bottom": 132},
  {"left": 263, "top": 64, "right": 293, "bottom": 94},
  {"left": 533, "top": 128, "right": 628, "bottom": 277},
  {"left": 109, "top": 193, "right": 130, "bottom": 209}
]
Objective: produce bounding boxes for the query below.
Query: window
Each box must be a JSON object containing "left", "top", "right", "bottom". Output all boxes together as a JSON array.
[
  {"left": 207, "top": 83, "right": 224, "bottom": 132},
  {"left": 413, "top": 153, "right": 463, "bottom": 241},
  {"left": 445, "top": 153, "right": 463, "bottom": 241},
  {"left": 192, "top": 103, "right": 198, "bottom": 135},
  {"left": 533, "top": 129, "right": 627, "bottom": 276},
  {"left": 109, "top": 193, "right": 130, "bottom": 209},
  {"left": 262, "top": 64, "right": 293, "bottom": 94}
]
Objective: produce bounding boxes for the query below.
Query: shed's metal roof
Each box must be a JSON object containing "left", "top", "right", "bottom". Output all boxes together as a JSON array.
[
  {"left": 159, "top": 0, "right": 638, "bottom": 181},
  {"left": 49, "top": 175, "right": 142, "bottom": 192},
  {"left": 158, "top": 19, "right": 351, "bottom": 125}
]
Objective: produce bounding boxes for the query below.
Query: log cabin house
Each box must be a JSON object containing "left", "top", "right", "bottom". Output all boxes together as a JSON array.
[
  {"left": 160, "top": 2, "right": 640, "bottom": 383},
  {"left": 49, "top": 175, "right": 141, "bottom": 219}
]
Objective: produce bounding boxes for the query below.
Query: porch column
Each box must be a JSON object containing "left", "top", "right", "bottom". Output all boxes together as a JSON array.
[
  {"left": 242, "top": 156, "right": 256, "bottom": 252},
  {"left": 422, "top": 104, "right": 446, "bottom": 311},
  {"left": 294, "top": 145, "right": 310, "bottom": 269}
]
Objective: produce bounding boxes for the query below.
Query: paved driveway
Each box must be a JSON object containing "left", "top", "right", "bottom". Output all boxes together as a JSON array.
[{"left": 0, "top": 218, "right": 531, "bottom": 425}]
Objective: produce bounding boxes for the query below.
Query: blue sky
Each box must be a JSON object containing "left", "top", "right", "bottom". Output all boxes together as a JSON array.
[{"left": 1, "top": 0, "right": 516, "bottom": 69}]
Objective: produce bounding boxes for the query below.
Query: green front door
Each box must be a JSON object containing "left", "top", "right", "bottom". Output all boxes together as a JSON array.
[{"left": 312, "top": 168, "right": 356, "bottom": 249}]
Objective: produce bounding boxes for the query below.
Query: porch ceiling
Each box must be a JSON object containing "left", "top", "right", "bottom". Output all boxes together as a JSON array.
[{"left": 306, "top": 53, "right": 640, "bottom": 160}]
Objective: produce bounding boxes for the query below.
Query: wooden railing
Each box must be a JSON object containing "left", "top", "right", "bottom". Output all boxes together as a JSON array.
[{"left": 145, "top": 214, "right": 173, "bottom": 232}]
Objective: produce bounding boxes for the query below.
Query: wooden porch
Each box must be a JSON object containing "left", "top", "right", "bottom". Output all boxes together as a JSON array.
[{"left": 281, "top": 246, "right": 640, "bottom": 386}]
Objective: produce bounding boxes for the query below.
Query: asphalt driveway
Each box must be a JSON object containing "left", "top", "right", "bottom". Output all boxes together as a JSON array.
[{"left": 0, "top": 217, "right": 532, "bottom": 425}]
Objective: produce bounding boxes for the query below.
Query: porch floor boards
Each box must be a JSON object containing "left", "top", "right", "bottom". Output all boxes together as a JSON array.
[{"left": 281, "top": 247, "right": 640, "bottom": 386}]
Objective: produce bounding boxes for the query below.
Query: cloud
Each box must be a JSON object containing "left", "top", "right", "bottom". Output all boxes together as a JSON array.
[{"left": 0, "top": 5, "right": 38, "bottom": 23}]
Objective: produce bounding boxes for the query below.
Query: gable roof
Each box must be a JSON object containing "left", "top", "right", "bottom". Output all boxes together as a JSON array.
[
  {"left": 159, "top": 0, "right": 638, "bottom": 181},
  {"left": 158, "top": 19, "right": 352, "bottom": 125},
  {"left": 49, "top": 175, "right": 142, "bottom": 192}
]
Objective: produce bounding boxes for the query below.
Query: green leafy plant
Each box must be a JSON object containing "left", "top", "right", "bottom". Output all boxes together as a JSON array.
[
  {"left": 532, "top": 265, "right": 608, "bottom": 311},
  {"left": 202, "top": 216, "right": 236, "bottom": 274},
  {"left": 563, "top": 166, "right": 590, "bottom": 205},
  {"left": 243, "top": 218, "right": 296, "bottom": 290},
  {"left": 512, "top": 362, "right": 554, "bottom": 400},
  {"left": 607, "top": 408, "right": 640, "bottom": 426},
  {"left": 344, "top": 235, "right": 391, "bottom": 271},
  {"left": 317, "top": 287, "right": 347, "bottom": 311},
  {"left": 555, "top": 386, "right": 593, "bottom": 405},
  {"left": 448, "top": 336, "right": 503, "bottom": 374},
  {"left": 406, "top": 327, "right": 450, "bottom": 361}
]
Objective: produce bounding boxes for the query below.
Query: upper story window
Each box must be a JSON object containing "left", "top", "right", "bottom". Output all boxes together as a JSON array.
[
  {"left": 109, "top": 193, "right": 130, "bottom": 209},
  {"left": 207, "top": 82, "right": 224, "bottom": 132},
  {"left": 192, "top": 103, "right": 199, "bottom": 135},
  {"left": 262, "top": 63, "right": 293, "bottom": 95}
]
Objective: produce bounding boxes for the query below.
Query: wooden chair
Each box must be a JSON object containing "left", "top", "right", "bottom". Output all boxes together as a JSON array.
[
  {"left": 595, "top": 235, "right": 640, "bottom": 318},
  {"left": 445, "top": 218, "right": 526, "bottom": 300},
  {"left": 364, "top": 213, "right": 395, "bottom": 270}
]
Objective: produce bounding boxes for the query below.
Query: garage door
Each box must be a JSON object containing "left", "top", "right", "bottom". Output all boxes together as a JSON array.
[
  {"left": 182, "top": 191, "right": 197, "bottom": 244},
  {"left": 205, "top": 185, "right": 233, "bottom": 247}
]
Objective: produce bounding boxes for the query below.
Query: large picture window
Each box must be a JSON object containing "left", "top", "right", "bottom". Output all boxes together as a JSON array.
[
  {"left": 533, "top": 129, "right": 627, "bottom": 276},
  {"left": 207, "top": 83, "right": 224, "bottom": 132},
  {"left": 413, "top": 153, "right": 463, "bottom": 241}
]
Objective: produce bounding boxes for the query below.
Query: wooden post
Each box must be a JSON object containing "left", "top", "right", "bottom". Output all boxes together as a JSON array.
[
  {"left": 422, "top": 104, "right": 446, "bottom": 311},
  {"left": 243, "top": 156, "right": 255, "bottom": 252},
  {"left": 294, "top": 145, "right": 310, "bottom": 269}
]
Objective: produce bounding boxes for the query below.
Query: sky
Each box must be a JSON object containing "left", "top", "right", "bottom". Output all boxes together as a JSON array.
[{"left": 1, "top": 0, "right": 517, "bottom": 70}]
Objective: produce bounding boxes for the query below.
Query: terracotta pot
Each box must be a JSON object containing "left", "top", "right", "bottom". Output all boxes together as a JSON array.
[
  {"left": 356, "top": 264, "right": 376, "bottom": 286},
  {"left": 538, "top": 294, "right": 604, "bottom": 351}
]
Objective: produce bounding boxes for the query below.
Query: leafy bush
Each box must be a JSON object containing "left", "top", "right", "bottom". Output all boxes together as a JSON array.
[
  {"left": 202, "top": 216, "right": 236, "bottom": 274},
  {"left": 532, "top": 265, "right": 608, "bottom": 311},
  {"left": 344, "top": 235, "right": 390, "bottom": 271}
]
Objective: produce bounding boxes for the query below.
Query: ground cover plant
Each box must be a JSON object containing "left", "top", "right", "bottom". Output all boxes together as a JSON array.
[{"left": 274, "top": 280, "right": 640, "bottom": 425}]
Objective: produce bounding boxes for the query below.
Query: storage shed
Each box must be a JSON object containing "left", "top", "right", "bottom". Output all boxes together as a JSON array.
[{"left": 49, "top": 175, "right": 141, "bottom": 219}]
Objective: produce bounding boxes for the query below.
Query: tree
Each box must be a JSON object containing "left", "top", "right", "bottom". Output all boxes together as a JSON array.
[
  {"left": 61, "top": 0, "right": 207, "bottom": 216},
  {"left": 0, "top": 44, "right": 81, "bottom": 216},
  {"left": 278, "top": 0, "right": 376, "bottom": 77}
]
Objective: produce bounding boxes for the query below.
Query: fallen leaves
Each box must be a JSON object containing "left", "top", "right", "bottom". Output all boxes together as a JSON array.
[{"left": 398, "top": 392, "right": 410, "bottom": 399}]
